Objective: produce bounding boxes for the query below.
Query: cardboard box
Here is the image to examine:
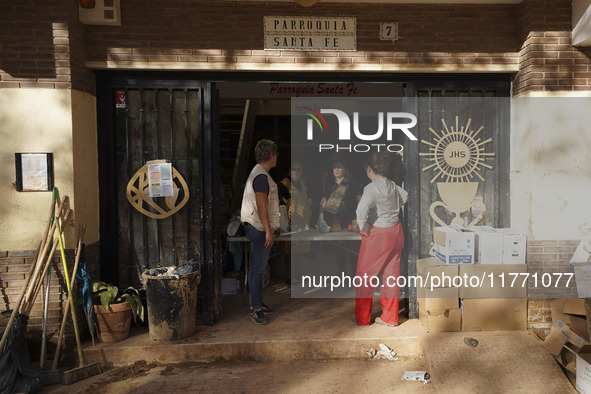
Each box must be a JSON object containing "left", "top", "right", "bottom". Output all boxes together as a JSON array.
[
  {"left": 570, "top": 241, "right": 591, "bottom": 298},
  {"left": 416, "top": 257, "right": 459, "bottom": 287},
  {"left": 545, "top": 325, "right": 568, "bottom": 357},
  {"left": 563, "top": 298, "right": 586, "bottom": 316},
  {"left": 458, "top": 264, "right": 528, "bottom": 298},
  {"left": 558, "top": 344, "right": 578, "bottom": 374},
  {"left": 546, "top": 321, "right": 591, "bottom": 370},
  {"left": 433, "top": 227, "right": 475, "bottom": 265},
  {"left": 496, "top": 229, "right": 527, "bottom": 265},
  {"left": 577, "top": 350, "right": 591, "bottom": 393},
  {"left": 461, "top": 298, "right": 527, "bottom": 331},
  {"left": 550, "top": 298, "right": 589, "bottom": 341},
  {"left": 419, "top": 306, "right": 461, "bottom": 332},
  {"left": 557, "top": 320, "right": 591, "bottom": 349},
  {"left": 418, "top": 286, "right": 459, "bottom": 310},
  {"left": 572, "top": 263, "right": 591, "bottom": 298},
  {"left": 570, "top": 240, "right": 591, "bottom": 264},
  {"left": 469, "top": 226, "right": 504, "bottom": 264}
]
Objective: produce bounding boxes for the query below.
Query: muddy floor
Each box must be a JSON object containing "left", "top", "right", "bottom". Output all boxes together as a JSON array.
[{"left": 40, "top": 357, "right": 437, "bottom": 394}]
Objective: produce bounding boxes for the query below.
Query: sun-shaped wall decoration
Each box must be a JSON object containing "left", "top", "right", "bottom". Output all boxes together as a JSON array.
[
  {"left": 420, "top": 116, "right": 494, "bottom": 227},
  {"left": 420, "top": 116, "right": 494, "bottom": 183}
]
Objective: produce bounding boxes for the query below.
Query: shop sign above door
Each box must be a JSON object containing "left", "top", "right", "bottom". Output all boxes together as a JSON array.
[{"left": 264, "top": 16, "right": 356, "bottom": 51}]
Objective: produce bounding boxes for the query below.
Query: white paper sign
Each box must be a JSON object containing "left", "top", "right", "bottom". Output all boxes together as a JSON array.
[
  {"left": 21, "top": 153, "right": 49, "bottom": 191},
  {"left": 147, "top": 161, "right": 174, "bottom": 198}
]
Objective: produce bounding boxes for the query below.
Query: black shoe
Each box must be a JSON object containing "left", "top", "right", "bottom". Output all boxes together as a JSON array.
[
  {"left": 251, "top": 308, "right": 268, "bottom": 325},
  {"left": 250, "top": 303, "right": 274, "bottom": 314}
]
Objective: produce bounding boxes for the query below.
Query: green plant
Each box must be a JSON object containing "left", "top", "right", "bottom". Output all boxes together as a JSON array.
[{"left": 92, "top": 281, "right": 145, "bottom": 324}]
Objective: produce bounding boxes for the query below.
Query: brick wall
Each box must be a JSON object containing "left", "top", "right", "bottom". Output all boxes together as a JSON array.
[
  {"left": 2, "top": 2, "right": 590, "bottom": 96},
  {"left": 4, "top": 2, "right": 590, "bottom": 95},
  {"left": 84, "top": 1, "right": 520, "bottom": 71},
  {"left": 0, "top": 243, "right": 99, "bottom": 362},
  {"left": 514, "top": 0, "right": 591, "bottom": 96},
  {"left": 527, "top": 239, "right": 580, "bottom": 334},
  {"left": 0, "top": 0, "right": 94, "bottom": 94}
]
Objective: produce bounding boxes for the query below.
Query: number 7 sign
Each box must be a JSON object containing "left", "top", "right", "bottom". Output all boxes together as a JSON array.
[{"left": 380, "top": 22, "right": 399, "bottom": 41}]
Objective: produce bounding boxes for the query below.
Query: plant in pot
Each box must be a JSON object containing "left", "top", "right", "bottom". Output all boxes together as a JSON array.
[{"left": 92, "top": 281, "right": 145, "bottom": 343}]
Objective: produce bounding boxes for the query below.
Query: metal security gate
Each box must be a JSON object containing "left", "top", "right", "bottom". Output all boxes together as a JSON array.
[{"left": 97, "top": 75, "right": 220, "bottom": 324}]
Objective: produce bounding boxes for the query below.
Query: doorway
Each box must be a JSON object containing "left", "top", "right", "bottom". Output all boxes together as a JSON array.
[
  {"left": 96, "top": 72, "right": 511, "bottom": 322},
  {"left": 96, "top": 75, "right": 220, "bottom": 324}
]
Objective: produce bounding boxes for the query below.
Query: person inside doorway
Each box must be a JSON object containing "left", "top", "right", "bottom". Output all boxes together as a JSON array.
[
  {"left": 319, "top": 160, "right": 361, "bottom": 231},
  {"left": 278, "top": 160, "right": 313, "bottom": 233},
  {"left": 353, "top": 151, "right": 407, "bottom": 327},
  {"left": 240, "top": 139, "right": 281, "bottom": 325},
  {"left": 277, "top": 160, "right": 314, "bottom": 284},
  {"left": 318, "top": 160, "right": 362, "bottom": 278}
]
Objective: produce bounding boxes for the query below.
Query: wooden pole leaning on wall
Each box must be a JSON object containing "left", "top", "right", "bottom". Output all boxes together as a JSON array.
[
  {"left": 0, "top": 241, "right": 42, "bottom": 354},
  {"left": 51, "top": 224, "right": 85, "bottom": 371},
  {"left": 24, "top": 208, "right": 72, "bottom": 317},
  {"left": 22, "top": 196, "right": 68, "bottom": 310},
  {"left": 0, "top": 195, "right": 65, "bottom": 353},
  {"left": 21, "top": 196, "right": 69, "bottom": 316}
]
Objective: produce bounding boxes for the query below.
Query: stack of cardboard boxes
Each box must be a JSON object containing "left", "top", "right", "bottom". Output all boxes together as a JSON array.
[
  {"left": 418, "top": 225, "right": 527, "bottom": 332},
  {"left": 544, "top": 239, "right": 591, "bottom": 393},
  {"left": 545, "top": 299, "right": 590, "bottom": 376}
]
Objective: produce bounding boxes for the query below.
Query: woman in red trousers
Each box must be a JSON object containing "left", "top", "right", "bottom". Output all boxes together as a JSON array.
[{"left": 354, "top": 151, "right": 408, "bottom": 326}]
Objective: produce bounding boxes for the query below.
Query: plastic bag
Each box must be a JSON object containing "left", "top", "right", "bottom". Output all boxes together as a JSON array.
[
  {"left": 226, "top": 210, "right": 242, "bottom": 236},
  {"left": 316, "top": 212, "right": 330, "bottom": 233}
]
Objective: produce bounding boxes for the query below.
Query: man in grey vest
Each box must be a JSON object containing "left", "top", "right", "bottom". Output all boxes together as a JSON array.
[{"left": 240, "top": 139, "right": 281, "bottom": 324}]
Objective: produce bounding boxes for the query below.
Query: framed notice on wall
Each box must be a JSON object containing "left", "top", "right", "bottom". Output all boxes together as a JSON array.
[{"left": 15, "top": 153, "right": 54, "bottom": 192}]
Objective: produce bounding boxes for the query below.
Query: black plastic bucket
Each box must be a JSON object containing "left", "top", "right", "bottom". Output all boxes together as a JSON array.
[{"left": 142, "top": 270, "right": 201, "bottom": 341}]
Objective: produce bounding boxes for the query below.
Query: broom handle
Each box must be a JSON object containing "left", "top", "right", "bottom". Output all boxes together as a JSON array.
[
  {"left": 52, "top": 224, "right": 85, "bottom": 370},
  {"left": 39, "top": 193, "right": 57, "bottom": 262},
  {"left": 24, "top": 240, "right": 58, "bottom": 317},
  {"left": 0, "top": 241, "right": 42, "bottom": 353},
  {"left": 24, "top": 209, "right": 71, "bottom": 316},
  {"left": 57, "top": 219, "right": 85, "bottom": 366},
  {"left": 1, "top": 194, "right": 58, "bottom": 353},
  {"left": 40, "top": 189, "right": 57, "bottom": 367},
  {"left": 23, "top": 197, "right": 67, "bottom": 310}
]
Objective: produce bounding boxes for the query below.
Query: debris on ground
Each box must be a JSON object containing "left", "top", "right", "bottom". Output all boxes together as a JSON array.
[
  {"left": 145, "top": 259, "right": 200, "bottom": 279},
  {"left": 85, "top": 360, "right": 159, "bottom": 391},
  {"left": 366, "top": 343, "right": 399, "bottom": 361},
  {"left": 402, "top": 371, "right": 430, "bottom": 384},
  {"left": 464, "top": 337, "right": 479, "bottom": 347}
]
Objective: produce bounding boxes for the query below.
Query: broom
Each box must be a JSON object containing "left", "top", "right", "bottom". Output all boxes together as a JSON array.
[
  {"left": 56, "top": 218, "right": 100, "bottom": 385},
  {"left": 36, "top": 199, "right": 74, "bottom": 384},
  {"left": 38, "top": 188, "right": 61, "bottom": 386}
]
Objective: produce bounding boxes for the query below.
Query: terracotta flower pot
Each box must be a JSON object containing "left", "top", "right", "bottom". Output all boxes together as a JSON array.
[{"left": 93, "top": 302, "right": 132, "bottom": 343}]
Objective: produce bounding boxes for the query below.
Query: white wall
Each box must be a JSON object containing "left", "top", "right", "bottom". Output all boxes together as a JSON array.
[
  {"left": 0, "top": 88, "right": 98, "bottom": 250},
  {"left": 511, "top": 97, "right": 591, "bottom": 240}
]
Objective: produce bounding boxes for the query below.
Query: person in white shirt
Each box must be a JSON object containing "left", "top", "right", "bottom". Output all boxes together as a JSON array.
[
  {"left": 240, "top": 139, "right": 280, "bottom": 325},
  {"left": 353, "top": 151, "right": 408, "bottom": 327}
]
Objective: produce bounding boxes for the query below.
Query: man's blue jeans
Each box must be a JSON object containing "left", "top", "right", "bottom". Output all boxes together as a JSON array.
[{"left": 245, "top": 224, "right": 271, "bottom": 310}]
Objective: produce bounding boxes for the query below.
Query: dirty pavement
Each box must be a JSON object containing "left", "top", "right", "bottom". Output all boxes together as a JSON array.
[{"left": 39, "top": 281, "right": 574, "bottom": 393}]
